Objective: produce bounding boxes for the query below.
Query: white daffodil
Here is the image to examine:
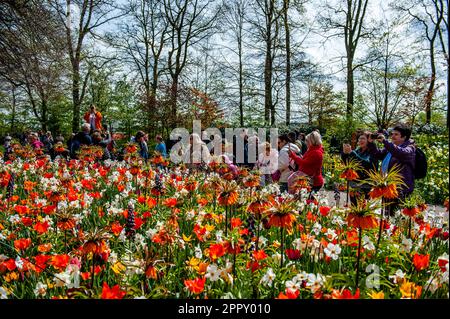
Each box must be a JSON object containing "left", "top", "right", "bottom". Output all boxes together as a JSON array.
[
  {"left": 260, "top": 268, "right": 276, "bottom": 287},
  {"left": 312, "top": 222, "right": 322, "bottom": 236},
  {"left": 33, "top": 282, "right": 48, "bottom": 297},
  {"left": 389, "top": 269, "right": 405, "bottom": 284},
  {"left": 323, "top": 243, "right": 341, "bottom": 260},
  {"left": 306, "top": 273, "right": 325, "bottom": 293},
  {"left": 205, "top": 264, "right": 221, "bottom": 282},
  {"left": 294, "top": 271, "right": 308, "bottom": 283},
  {"left": 362, "top": 235, "right": 375, "bottom": 251},
  {"left": 401, "top": 237, "right": 413, "bottom": 253},
  {"left": 194, "top": 245, "right": 203, "bottom": 259}
]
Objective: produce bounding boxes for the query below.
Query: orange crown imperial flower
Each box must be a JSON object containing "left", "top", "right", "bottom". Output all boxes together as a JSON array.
[
  {"left": 217, "top": 181, "right": 239, "bottom": 206},
  {"left": 366, "top": 164, "right": 405, "bottom": 200},
  {"left": 346, "top": 199, "right": 380, "bottom": 230},
  {"left": 340, "top": 169, "right": 359, "bottom": 181},
  {"left": 264, "top": 197, "right": 298, "bottom": 229}
]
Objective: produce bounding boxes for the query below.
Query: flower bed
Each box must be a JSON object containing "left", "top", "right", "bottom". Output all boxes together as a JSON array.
[{"left": 0, "top": 152, "right": 448, "bottom": 299}]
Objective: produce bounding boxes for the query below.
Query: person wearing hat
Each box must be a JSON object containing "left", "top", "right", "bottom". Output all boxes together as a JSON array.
[{"left": 83, "top": 104, "right": 103, "bottom": 132}]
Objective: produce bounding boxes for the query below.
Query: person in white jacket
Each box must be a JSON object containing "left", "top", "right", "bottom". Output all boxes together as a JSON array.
[
  {"left": 277, "top": 134, "right": 300, "bottom": 193},
  {"left": 182, "top": 133, "right": 212, "bottom": 168},
  {"left": 257, "top": 142, "right": 278, "bottom": 186}
]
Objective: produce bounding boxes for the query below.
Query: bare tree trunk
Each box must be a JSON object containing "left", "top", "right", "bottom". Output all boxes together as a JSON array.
[
  {"left": 307, "top": 83, "right": 312, "bottom": 125},
  {"left": 72, "top": 64, "right": 81, "bottom": 133},
  {"left": 264, "top": 43, "right": 272, "bottom": 126},
  {"left": 283, "top": 0, "right": 291, "bottom": 126},
  {"left": 346, "top": 55, "right": 354, "bottom": 120},
  {"left": 426, "top": 44, "right": 436, "bottom": 124},
  {"left": 171, "top": 76, "right": 179, "bottom": 128},
  {"left": 41, "top": 100, "right": 48, "bottom": 132},
  {"left": 343, "top": 0, "right": 369, "bottom": 121},
  {"left": 10, "top": 85, "right": 16, "bottom": 133},
  {"left": 238, "top": 31, "right": 244, "bottom": 127},
  {"left": 383, "top": 40, "right": 389, "bottom": 129}
]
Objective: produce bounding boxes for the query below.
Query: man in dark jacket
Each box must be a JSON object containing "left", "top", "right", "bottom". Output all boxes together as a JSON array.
[
  {"left": 367, "top": 123, "right": 416, "bottom": 215},
  {"left": 70, "top": 123, "right": 93, "bottom": 158}
]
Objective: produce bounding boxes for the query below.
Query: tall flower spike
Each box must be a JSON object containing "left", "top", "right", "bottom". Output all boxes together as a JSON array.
[
  {"left": 126, "top": 202, "right": 136, "bottom": 240},
  {"left": 6, "top": 173, "right": 15, "bottom": 199},
  {"left": 155, "top": 174, "right": 162, "bottom": 191},
  {"left": 365, "top": 164, "right": 406, "bottom": 199},
  {"left": 339, "top": 158, "right": 363, "bottom": 181}
]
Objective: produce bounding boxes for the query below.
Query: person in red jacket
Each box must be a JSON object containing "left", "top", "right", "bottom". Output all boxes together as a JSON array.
[
  {"left": 83, "top": 104, "right": 103, "bottom": 132},
  {"left": 288, "top": 131, "right": 324, "bottom": 193}
]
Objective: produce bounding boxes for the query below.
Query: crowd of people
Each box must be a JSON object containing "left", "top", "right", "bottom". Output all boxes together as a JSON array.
[{"left": 1, "top": 106, "right": 420, "bottom": 215}]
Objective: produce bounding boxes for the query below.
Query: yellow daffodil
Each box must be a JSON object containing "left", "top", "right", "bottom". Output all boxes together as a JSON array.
[
  {"left": 111, "top": 262, "right": 126, "bottom": 274},
  {"left": 186, "top": 257, "right": 200, "bottom": 268},
  {"left": 368, "top": 291, "right": 384, "bottom": 299},
  {"left": 400, "top": 281, "right": 422, "bottom": 299},
  {"left": 182, "top": 234, "right": 192, "bottom": 242}
]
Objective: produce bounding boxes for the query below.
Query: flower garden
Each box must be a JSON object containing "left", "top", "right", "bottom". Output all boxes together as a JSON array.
[{"left": 0, "top": 143, "right": 448, "bottom": 300}]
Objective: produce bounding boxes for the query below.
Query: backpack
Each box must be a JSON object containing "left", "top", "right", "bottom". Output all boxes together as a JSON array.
[{"left": 414, "top": 147, "right": 427, "bottom": 179}]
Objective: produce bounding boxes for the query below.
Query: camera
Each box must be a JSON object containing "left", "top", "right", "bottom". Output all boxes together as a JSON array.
[{"left": 370, "top": 133, "right": 381, "bottom": 139}]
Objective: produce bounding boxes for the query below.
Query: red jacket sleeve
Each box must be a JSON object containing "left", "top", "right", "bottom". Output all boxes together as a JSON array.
[
  {"left": 294, "top": 152, "right": 319, "bottom": 170},
  {"left": 289, "top": 151, "right": 303, "bottom": 166}
]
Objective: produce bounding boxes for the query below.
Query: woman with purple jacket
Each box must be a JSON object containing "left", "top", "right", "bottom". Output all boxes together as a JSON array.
[{"left": 367, "top": 124, "right": 416, "bottom": 215}]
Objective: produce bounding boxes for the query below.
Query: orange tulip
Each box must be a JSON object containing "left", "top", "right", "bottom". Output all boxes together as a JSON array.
[
  {"left": 14, "top": 238, "right": 32, "bottom": 251},
  {"left": 50, "top": 254, "right": 70, "bottom": 271},
  {"left": 252, "top": 250, "right": 268, "bottom": 261},
  {"left": 34, "top": 221, "right": 50, "bottom": 234},
  {"left": 412, "top": 253, "right": 430, "bottom": 272},
  {"left": 208, "top": 243, "right": 225, "bottom": 261},
  {"left": 101, "top": 282, "right": 126, "bottom": 299},
  {"left": 184, "top": 277, "right": 206, "bottom": 295},
  {"left": 277, "top": 288, "right": 300, "bottom": 299}
]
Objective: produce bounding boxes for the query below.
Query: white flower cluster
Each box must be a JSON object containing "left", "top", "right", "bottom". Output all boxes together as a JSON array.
[
  {"left": 205, "top": 262, "right": 233, "bottom": 284},
  {"left": 427, "top": 253, "right": 449, "bottom": 293},
  {"left": 305, "top": 273, "right": 327, "bottom": 293},
  {"left": 39, "top": 176, "right": 61, "bottom": 192},
  {"left": 423, "top": 210, "right": 447, "bottom": 229},
  {"left": 105, "top": 194, "right": 127, "bottom": 215},
  {"left": 122, "top": 254, "right": 145, "bottom": 278},
  {"left": 0, "top": 287, "right": 8, "bottom": 299},
  {"left": 285, "top": 271, "right": 308, "bottom": 290},
  {"left": 260, "top": 268, "right": 276, "bottom": 287},
  {"left": 53, "top": 264, "right": 80, "bottom": 289}
]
